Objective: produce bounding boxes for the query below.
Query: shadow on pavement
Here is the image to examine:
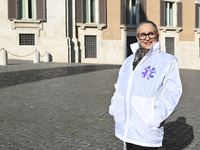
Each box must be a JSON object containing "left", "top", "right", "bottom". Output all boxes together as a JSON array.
[
  {"left": 8, "top": 59, "right": 33, "bottom": 65},
  {"left": 161, "top": 117, "right": 194, "bottom": 150},
  {"left": 0, "top": 65, "right": 121, "bottom": 89}
]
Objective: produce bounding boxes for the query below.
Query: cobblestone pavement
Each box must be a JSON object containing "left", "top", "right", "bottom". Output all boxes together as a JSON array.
[{"left": 0, "top": 61, "right": 200, "bottom": 150}]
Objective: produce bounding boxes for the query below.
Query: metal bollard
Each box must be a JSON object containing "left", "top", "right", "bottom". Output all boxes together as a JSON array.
[
  {"left": 0, "top": 48, "right": 8, "bottom": 66},
  {"left": 33, "top": 50, "right": 40, "bottom": 63},
  {"left": 44, "top": 51, "right": 50, "bottom": 62}
]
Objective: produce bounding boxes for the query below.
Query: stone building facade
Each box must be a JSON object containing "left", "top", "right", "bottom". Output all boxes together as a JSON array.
[{"left": 0, "top": 0, "right": 200, "bottom": 69}]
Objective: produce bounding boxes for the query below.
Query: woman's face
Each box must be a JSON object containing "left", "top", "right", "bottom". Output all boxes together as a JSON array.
[{"left": 136, "top": 23, "right": 158, "bottom": 51}]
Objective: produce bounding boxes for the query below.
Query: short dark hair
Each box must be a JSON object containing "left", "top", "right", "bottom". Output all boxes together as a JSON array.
[{"left": 136, "top": 20, "right": 158, "bottom": 34}]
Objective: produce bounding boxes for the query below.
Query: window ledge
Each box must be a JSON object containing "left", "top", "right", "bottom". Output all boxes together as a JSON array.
[
  {"left": 120, "top": 24, "right": 137, "bottom": 31},
  {"left": 159, "top": 26, "right": 183, "bottom": 33},
  {"left": 76, "top": 23, "right": 106, "bottom": 30},
  {"left": 194, "top": 28, "right": 200, "bottom": 34},
  {"left": 11, "top": 19, "right": 43, "bottom": 30}
]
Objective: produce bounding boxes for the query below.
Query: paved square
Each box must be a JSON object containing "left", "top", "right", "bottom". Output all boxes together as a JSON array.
[{"left": 0, "top": 63, "right": 199, "bottom": 150}]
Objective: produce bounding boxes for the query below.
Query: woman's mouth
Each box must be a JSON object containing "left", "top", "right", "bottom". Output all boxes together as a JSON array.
[{"left": 145, "top": 41, "right": 152, "bottom": 45}]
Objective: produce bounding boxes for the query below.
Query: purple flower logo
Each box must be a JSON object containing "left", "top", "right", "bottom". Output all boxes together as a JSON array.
[{"left": 142, "top": 66, "right": 156, "bottom": 80}]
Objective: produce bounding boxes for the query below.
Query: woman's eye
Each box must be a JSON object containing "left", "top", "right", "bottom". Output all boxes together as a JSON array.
[{"left": 140, "top": 34, "right": 146, "bottom": 36}]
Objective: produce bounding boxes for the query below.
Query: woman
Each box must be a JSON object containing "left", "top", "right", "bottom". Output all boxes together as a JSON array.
[{"left": 109, "top": 20, "right": 182, "bottom": 150}]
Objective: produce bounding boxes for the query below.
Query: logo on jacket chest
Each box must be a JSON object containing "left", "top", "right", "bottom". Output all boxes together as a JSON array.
[{"left": 142, "top": 66, "right": 156, "bottom": 80}]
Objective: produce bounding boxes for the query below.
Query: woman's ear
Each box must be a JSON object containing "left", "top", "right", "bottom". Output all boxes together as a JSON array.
[{"left": 136, "top": 36, "right": 140, "bottom": 43}]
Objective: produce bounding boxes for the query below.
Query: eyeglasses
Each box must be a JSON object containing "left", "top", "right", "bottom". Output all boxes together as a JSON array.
[{"left": 137, "top": 31, "right": 157, "bottom": 40}]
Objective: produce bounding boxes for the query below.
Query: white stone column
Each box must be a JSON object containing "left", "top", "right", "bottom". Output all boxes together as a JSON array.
[
  {"left": 33, "top": 50, "right": 40, "bottom": 63},
  {"left": 0, "top": 48, "right": 8, "bottom": 66},
  {"left": 44, "top": 51, "right": 50, "bottom": 62}
]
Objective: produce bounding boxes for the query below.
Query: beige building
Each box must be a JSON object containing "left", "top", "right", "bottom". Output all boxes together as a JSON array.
[
  {"left": 0, "top": 0, "right": 200, "bottom": 69},
  {"left": 1, "top": 0, "right": 69, "bottom": 63}
]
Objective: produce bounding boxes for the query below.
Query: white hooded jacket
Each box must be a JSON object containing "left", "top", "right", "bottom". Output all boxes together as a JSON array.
[{"left": 109, "top": 41, "right": 182, "bottom": 147}]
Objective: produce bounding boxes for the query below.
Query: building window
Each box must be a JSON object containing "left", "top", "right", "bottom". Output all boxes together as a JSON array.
[
  {"left": 126, "top": 0, "right": 137, "bottom": 25},
  {"left": 8, "top": 0, "right": 46, "bottom": 21},
  {"left": 195, "top": 3, "right": 200, "bottom": 28},
  {"left": 165, "top": 2, "right": 174, "bottom": 26},
  {"left": 18, "top": 0, "right": 36, "bottom": 19},
  {"left": 85, "top": 35, "right": 97, "bottom": 58},
  {"left": 83, "top": 0, "right": 96, "bottom": 23},
  {"left": 199, "top": 5, "right": 200, "bottom": 28},
  {"left": 160, "top": 1, "right": 182, "bottom": 28},
  {"left": 165, "top": 37, "right": 174, "bottom": 55},
  {"left": 76, "top": 0, "right": 106, "bottom": 26},
  {"left": 120, "top": 0, "right": 146, "bottom": 26},
  {"left": 19, "top": 34, "right": 35, "bottom": 45}
]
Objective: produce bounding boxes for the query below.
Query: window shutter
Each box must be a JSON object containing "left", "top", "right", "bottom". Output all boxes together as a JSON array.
[
  {"left": 76, "top": 0, "right": 83, "bottom": 23},
  {"left": 8, "top": 0, "right": 17, "bottom": 19},
  {"left": 160, "top": 1, "right": 165, "bottom": 26},
  {"left": 140, "top": 0, "right": 146, "bottom": 22},
  {"left": 36, "top": 0, "right": 46, "bottom": 21},
  {"left": 99, "top": 0, "right": 107, "bottom": 24},
  {"left": 177, "top": 2, "right": 182, "bottom": 27},
  {"left": 165, "top": 37, "right": 174, "bottom": 55},
  {"left": 195, "top": 3, "right": 199, "bottom": 28},
  {"left": 120, "top": 0, "right": 126, "bottom": 25}
]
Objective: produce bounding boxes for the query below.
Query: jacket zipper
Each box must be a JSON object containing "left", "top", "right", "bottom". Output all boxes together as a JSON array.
[{"left": 123, "top": 51, "right": 156, "bottom": 141}]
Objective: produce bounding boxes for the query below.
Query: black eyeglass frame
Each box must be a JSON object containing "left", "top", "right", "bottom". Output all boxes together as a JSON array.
[{"left": 137, "top": 31, "right": 158, "bottom": 40}]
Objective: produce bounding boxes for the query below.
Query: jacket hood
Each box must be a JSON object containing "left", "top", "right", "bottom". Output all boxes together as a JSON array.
[{"left": 130, "top": 41, "right": 161, "bottom": 55}]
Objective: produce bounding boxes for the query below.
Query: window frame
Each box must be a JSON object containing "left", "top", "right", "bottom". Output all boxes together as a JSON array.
[
  {"left": 165, "top": 37, "right": 175, "bottom": 55},
  {"left": 120, "top": 0, "right": 146, "bottom": 30},
  {"left": 8, "top": 0, "right": 46, "bottom": 22},
  {"left": 18, "top": 0, "right": 36, "bottom": 20},
  {"left": 8, "top": 0, "right": 46, "bottom": 31},
  {"left": 195, "top": 3, "right": 200, "bottom": 29},
  {"left": 19, "top": 33, "right": 35, "bottom": 46},
  {"left": 83, "top": 0, "right": 97, "bottom": 23},
  {"left": 165, "top": 1, "right": 175, "bottom": 27},
  {"left": 84, "top": 35, "right": 97, "bottom": 58},
  {"left": 160, "top": 0, "right": 183, "bottom": 33},
  {"left": 126, "top": 0, "right": 139, "bottom": 26},
  {"left": 76, "top": 0, "right": 107, "bottom": 30}
]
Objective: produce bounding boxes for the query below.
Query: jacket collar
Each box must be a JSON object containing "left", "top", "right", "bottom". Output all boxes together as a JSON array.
[{"left": 130, "top": 41, "right": 161, "bottom": 55}]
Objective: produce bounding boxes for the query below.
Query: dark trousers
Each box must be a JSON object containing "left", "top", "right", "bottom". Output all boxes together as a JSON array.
[{"left": 126, "top": 143, "right": 159, "bottom": 150}]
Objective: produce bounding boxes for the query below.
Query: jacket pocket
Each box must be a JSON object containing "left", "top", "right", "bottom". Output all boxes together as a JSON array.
[
  {"left": 129, "top": 96, "right": 163, "bottom": 143},
  {"left": 130, "top": 96, "right": 155, "bottom": 127},
  {"left": 109, "top": 92, "right": 125, "bottom": 134}
]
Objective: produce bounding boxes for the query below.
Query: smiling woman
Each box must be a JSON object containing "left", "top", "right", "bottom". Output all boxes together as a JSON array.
[
  {"left": 109, "top": 20, "right": 182, "bottom": 150},
  {"left": 136, "top": 21, "right": 159, "bottom": 51}
]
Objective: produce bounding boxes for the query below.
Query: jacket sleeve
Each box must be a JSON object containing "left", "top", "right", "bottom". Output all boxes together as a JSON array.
[
  {"left": 109, "top": 57, "right": 129, "bottom": 116},
  {"left": 153, "top": 58, "right": 182, "bottom": 127},
  {"left": 113, "top": 57, "right": 129, "bottom": 91}
]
